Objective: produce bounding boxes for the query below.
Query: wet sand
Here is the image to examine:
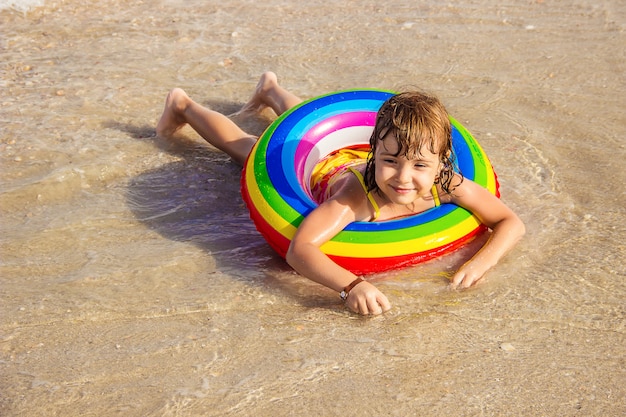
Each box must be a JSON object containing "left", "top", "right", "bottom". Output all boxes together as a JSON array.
[{"left": 1, "top": 0, "right": 625, "bottom": 416}]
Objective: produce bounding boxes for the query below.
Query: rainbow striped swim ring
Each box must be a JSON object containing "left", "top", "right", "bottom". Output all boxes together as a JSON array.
[{"left": 241, "top": 90, "right": 499, "bottom": 275}]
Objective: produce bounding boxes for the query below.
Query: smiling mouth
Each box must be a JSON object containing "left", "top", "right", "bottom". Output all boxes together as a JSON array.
[{"left": 391, "top": 186, "right": 414, "bottom": 194}]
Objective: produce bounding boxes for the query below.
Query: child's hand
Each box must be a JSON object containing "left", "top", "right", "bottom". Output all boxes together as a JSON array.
[
  {"left": 345, "top": 281, "right": 392, "bottom": 315},
  {"left": 447, "top": 177, "right": 525, "bottom": 291},
  {"left": 449, "top": 262, "right": 487, "bottom": 289}
]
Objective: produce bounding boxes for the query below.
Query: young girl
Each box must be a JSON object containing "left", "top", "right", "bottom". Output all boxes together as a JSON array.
[{"left": 156, "top": 72, "right": 525, "bottom": 316}]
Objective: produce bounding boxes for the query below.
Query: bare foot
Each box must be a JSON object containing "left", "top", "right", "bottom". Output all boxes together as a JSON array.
[
  {"left": 156, "top": 88, "right": 190, "bottom": 138},
  {"left": 235, "top": 71, "right": 279, "bottom": 115}
]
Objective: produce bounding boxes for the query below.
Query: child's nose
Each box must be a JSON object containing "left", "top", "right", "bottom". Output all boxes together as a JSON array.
[{"left": 396, "top": 165, "right": 412, "bottom": 183}]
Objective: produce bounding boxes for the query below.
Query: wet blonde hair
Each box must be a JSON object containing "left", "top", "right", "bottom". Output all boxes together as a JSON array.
[{"left": 364, "top": 91, "right": 460, "bottom": 194}]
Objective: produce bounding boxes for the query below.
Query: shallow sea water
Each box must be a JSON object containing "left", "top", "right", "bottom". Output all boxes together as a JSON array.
[{"left": 1, "top": 0, "right": 625, "bottom": 416}]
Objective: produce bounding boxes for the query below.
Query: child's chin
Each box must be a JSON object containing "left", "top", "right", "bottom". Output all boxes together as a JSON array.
[{"left": 389, "top": 194, "right": 417, "bottom": 205}]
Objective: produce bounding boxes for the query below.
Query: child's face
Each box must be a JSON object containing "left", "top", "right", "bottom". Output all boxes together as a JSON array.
[{"left": 373, "top": 133, "right": 441, "bottom": 206}]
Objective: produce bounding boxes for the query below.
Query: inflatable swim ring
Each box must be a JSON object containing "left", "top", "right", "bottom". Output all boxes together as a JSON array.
[{"left": 241, "top": 90, "right": 499, "bottom": 275}]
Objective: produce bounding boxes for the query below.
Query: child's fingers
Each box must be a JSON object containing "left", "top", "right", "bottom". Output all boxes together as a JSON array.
[
  {"left": 366, "top": 293, "right": 391, "bottom": 315},
  {"left": 377, "top": 294, "right": 392, "bottom": 313},
  {"left": 345, "top": 296, "right": 366, "bottom": 315},
  {"left": 356, "top": 298, "right": 370, "bottom": 315},
  {"left": 450, "top": 269, "right": 484, "bottom": 289},
  {"left": 346, "top": 284, "right": 392, "bottom": 315},
  {"left": 450, "top": 269, "right": 469, "bottom": 289},
  {"left": 347, "top": 295, "right": 381, "bottom": 315},
  {"left": 366, "top": 298, "right": 383, "bottom": 315}
]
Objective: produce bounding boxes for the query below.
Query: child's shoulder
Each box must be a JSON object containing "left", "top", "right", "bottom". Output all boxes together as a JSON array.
[
  {"left": 435, "top": 173, "right": 472, "bottom": 203},
  {"left": 440, "top": 175, "right": 501, "bottom": 212},
  {"left": 438, "top": 174, "right": 477, "bottom": 204},
  {"left": 326, "top": 168, "right": 377, "bottom": 221}
]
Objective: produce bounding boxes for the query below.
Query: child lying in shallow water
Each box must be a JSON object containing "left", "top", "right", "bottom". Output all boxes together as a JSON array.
[{"left": 156, "top": 72, "right": 525, "bottom": 315}]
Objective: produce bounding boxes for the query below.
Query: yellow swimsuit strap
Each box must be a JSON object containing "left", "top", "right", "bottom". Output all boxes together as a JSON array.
[
  {"left": 431, "top": 184, "right": 440, "bottom": 207},
  {"left": 348, "top": 167, "right": 380, "bottom": 221}
]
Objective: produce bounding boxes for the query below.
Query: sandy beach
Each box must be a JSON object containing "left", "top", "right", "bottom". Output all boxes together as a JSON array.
[{"left": 1, "top": 0, "right": 624, "bottom": 415}]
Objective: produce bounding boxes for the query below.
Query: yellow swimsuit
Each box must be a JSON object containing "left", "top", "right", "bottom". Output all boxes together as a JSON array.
[{"left": 310, "top": 146, "right": 370, "bottom": 203}]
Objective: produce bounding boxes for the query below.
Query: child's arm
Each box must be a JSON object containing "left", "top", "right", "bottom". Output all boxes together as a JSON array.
[
  {"left": 286, "top": 181, "right": 392, "bottom": 315},
  {"left": 447, "top": 177, "right": 526, "bottom": 289}
]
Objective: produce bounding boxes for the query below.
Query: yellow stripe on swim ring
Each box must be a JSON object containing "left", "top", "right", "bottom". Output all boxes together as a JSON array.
[{"left": 321, "top": 214, "right": 481, "bottom": 258}]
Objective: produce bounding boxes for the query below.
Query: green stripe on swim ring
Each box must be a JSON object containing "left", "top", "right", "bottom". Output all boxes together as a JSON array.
[{"left": 241, "top": 89, "right": 499, "bottom": 274}]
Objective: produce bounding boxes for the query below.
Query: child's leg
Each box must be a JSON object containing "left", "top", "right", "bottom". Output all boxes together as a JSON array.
[
  {"left": 239, "top": 72, "right": 303, "bottom": 116},
  {"left": 156, "top": 88, "right": 256, "bottom": 165}
]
